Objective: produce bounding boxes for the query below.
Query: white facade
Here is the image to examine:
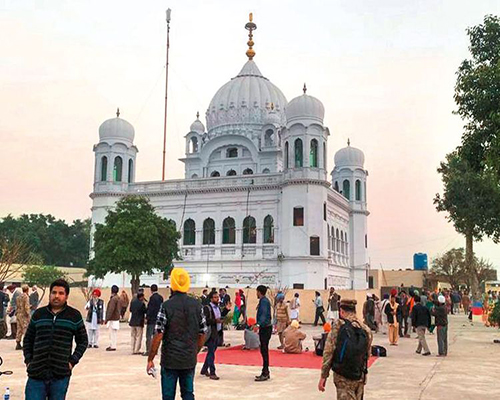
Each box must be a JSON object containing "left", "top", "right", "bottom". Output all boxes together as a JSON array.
[{"left": 90, "top": 23, "right": 369, "bottom": 290}]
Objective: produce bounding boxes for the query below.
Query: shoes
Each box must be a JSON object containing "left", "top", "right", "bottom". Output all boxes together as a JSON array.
[
  {"left": 88, "top": 344, "right": 93, "bottom": 348},
  {"left": 94, "top": 345, "right": 99, "bottom": 348},
  {"left": 255, "top": 374, "right": 270, "bottom": 382},
  {"left": 15, "top": 343, "right": 23, "bottom": 350},
  {"left": 142, "top": 352, "right": 149, "bottom": 356},
  {"left": 106, "top": 347, "right": 116, "bottom": 351},
  {"left": 415, "top": 350, "right": 421, "bottom": 354},
  {"left": 209, "top": 374, "right": 220, "bottom": 380},
  {"left": 5, "top": 335, "right": 15, "bottom": 340},
  {"left": 200, "top": 371, "right": 210, "bottom": 377},
  {"left": 422, "top": 352, "right": 431, "bottom": 356},
  {"left": 277, "top": 345, "right": 284, "bottom": 350}
]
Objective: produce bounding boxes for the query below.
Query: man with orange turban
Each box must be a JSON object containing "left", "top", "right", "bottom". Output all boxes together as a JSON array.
[
  {"left": 147, "top": 268, "right": 207, "bottom": 399},
  {"left": 85, "top": 289, "right": 105, "bottom": 348}
]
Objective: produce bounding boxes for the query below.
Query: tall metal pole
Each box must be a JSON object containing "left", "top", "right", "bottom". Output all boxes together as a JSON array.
[{"left": 162, "top": 8, "right": 172, "bottom": 181}]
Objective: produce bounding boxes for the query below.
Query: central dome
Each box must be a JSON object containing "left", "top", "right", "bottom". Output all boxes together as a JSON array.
[{"left": 206, "top": 60, "right": 287, "bottom": 133}]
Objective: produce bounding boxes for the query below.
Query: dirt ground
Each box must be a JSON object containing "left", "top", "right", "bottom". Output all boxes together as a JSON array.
[{"left": 1, "top": 313, "right": 499, "bottom": 399}]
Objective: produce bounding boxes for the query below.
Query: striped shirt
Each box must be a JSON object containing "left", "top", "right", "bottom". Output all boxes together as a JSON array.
[{"left": 23, "top": 304, "right": 88, "bottom": 380}]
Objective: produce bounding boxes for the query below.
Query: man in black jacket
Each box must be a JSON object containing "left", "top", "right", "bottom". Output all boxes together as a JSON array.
[
  {"left": 431, "top": 295, "right": 448, "bottom": 356},
  {"left": 147, "top": 268, "right": 207, "bottom": 400},
  {"left": 23, "top": 279, "right": 88, "bottom": 399},
  {"left": 411, "top": 295, "right": 431, "bottom": 356},
  {"left": 129, "top": 292, "right": 147, "bottom": 354},
  {"left": 145, "top": 284, "right": 164, "bottom": 356},
  {"left": 200, "top": 291, "right": 231, "bottom": 380}
]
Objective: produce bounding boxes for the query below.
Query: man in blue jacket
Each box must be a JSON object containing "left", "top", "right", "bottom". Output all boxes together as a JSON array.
[{"left": 255, "top": 285, "right": 272, "bottom": 382}]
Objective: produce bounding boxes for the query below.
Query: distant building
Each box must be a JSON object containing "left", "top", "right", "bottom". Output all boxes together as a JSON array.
[{"left": 90, "top": 15, "right": 370, "bottom": 290}]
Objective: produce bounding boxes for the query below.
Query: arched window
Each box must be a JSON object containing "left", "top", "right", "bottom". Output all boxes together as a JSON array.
[
  {"left": 342, "top": 179, "right": 350, "bottom": 200},
  {"left": 100, "top": 156, "right": 108, "bottom": 181},
  {"left": 264, "top": 129, "right": 273, "bottom": 147},
  {"left": 190, "top": 137, "right": 199, "bottom": 153},
  {"left": 331, "top": 226, "right": 335, "bottom": 251},
  {"left": 210, "top": 171, "right": 220, "bottom": 177},
  {"left": 227, "top": 148, "right": 238, "bottom": 158},
  {"left": 355, "top": 180, "right": 361, "bottom": 201},
  {"left": 341, "top": 231, "right": 345, "bottom": 254},
  {"left": 113, "top": 156, "right": 123, "bottom": 182},
  {"left": 327, "top": 224, "right": 330, "bottom": 250},
  {"left": 203, "top": 218, "right": 215, "bottom": 245},
  {"left": 262, "top": 168, "right": 270, "bottom": 174},
  {"left": 243, "top": 216, "right": 256, "bottom": 244},
  {"left": 226, "top": 169, "right": 237, "bottom": 176},
  {"left": 310, "top": 139, "right": 318, "bottom": 167},
  {"left": 285, "top": 141, "right": 289, "bottom": 168},
  {"left": 191, "top": 174, "right": 198, "bottom": 178},
  {"left": 294, "top": 138, "right": 303, "bottom": 167},
  {"left": 323, "top": 142, "right": 327, "bottom": 169},
  {"left": 243, "top": 168, "right": 254, "bottom": 175},
  {"left": 336, "top": 228, "right": 340, "bottom": 252},
  {"left": 334, "top": 181, "right": 339, "bottom": 192},
  {"left": 263, "top": 215, "right": 274, "bottom": 244},
  {"left": 183, "top": 219, "right": 196, "bottom": 245},
  {"left": 222, "top": 217, "right": 235, "bottom": 244},
  {"left": 364, "top": 181, "right": 367, "bottom": 202},
  {"left": 128, "top": 159, "right": 134, "bottom": 183}
]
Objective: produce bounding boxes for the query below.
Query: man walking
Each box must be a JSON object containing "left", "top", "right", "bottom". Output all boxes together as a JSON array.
[
  {"left": 201, "top": 291, "right": 231, "bottom": 380},
  {"left": 363, "top": 294, "right": 376, "bottom": 331},
  {"left": 314, "top": 291, "right": 327, "bottom": 326},
  {"left": 399, "top": 290, "right": 410, "bottom": 338},
  {"left": 432, "top": 295, "right": 448, "bottom": 356},
  {"left": 0, "top": 282, "right": 8, "bottom": 339},
  {"left": 318, "top": 299, "right": 373, "bottom": 399},
  {"left": 105, "top": 285, "right": 120, "bottom": 351},
  {"left": 411, "top": 295, "right": 431, "bottom": 356},
  {"left": 255, "top": 285, "right": 272, "bottom": 381},
  {"left": 15, "top": 285, "right": 31, "bottom": 350},
  {"left": 6, "top": 285, "right": 19, "bottom": 340},
  {"left": 23, "top": 279, "right": 88, "bottom": 399},
  {"left": 147, "top": 268, "right": 207, "bottom": 400},
  {"left": 145, "top": 284, "right": 164, "bottom": 355},
  {"left": 275, "top": 293, "right": 290, "bottom": 349},
  {"left": 129, "top": 291, "right": 147, "bottom": 354},
  {"left": 29, "top": 286, "right": 39, "bottom": 316},
  {"left": 119, "top": 289, "right": 130, "bottom": 322}
]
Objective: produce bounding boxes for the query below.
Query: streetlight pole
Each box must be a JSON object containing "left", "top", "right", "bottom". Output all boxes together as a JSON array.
[{"left": 162, "top": 8, "right": 172, "bottom": 181}]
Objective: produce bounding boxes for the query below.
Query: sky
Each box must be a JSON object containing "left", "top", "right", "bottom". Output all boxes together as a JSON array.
[{"left": 1, "top": 0, "right": 499, "bottom": 272}]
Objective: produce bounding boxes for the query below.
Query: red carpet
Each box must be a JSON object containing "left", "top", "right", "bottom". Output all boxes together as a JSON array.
[{"left": 197, "top": 345, "right": 377, "bottom": 370}]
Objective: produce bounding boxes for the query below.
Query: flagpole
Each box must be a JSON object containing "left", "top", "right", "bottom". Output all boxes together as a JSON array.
[{"left": 162, "top": 8, "right": 172, "bottom": 181}]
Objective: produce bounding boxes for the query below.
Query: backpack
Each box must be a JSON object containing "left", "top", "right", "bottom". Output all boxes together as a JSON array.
[
  {"left": 332, "top": 320, "right": 368, "bottom": 380},
  {"left": 371, "top": 345, "right": 387, "bottom": 357}
]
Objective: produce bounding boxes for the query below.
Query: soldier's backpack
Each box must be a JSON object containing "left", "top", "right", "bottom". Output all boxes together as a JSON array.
[{"left": 332, "top": 320, "right": 368, "bottom": 380}]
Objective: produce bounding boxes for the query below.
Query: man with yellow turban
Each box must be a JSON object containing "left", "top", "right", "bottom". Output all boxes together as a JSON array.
[{"left": 147, "top": 268, "right": 207, "bottom": 399}]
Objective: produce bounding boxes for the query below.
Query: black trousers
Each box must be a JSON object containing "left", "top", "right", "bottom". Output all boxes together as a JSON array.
[
  {"left": 314, "top": 308, "right": 326, "bottom": 326},
  {"left": 259, "top": 325, "right": 272, "bottom": 376}
]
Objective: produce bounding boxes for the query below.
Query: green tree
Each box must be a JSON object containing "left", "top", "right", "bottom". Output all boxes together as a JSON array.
[
  {"left": 434, "top": 152, "right": 498, "bottom": 295},
  {"left": 23, "top": 265, "right": 67, "bottom": 304},
  {"left": 0, "top": 214, "right": 90, "bottom": 267},
  {"left": 455, "top": 15, "right": 500, "bottom": 175},
  {"left": 430, "top": 248, "right": 467, "bottom": 290},
  {"left": 88, "top": 196, "right": 180, "bottom": 293}
]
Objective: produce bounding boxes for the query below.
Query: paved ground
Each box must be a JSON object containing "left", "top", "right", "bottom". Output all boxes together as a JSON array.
[{"left": 1, "top": 313, "right": 499, "bottom": 399}]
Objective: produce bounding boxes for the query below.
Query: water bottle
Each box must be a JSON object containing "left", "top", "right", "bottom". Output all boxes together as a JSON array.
[{"left": 4, "top": 387, "right": 10, "bottom": 400}]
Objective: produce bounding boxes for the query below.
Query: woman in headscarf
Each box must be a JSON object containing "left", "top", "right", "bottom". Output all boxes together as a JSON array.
[{"left": 233, "top": 290, "right": 242, "bottom": 326}]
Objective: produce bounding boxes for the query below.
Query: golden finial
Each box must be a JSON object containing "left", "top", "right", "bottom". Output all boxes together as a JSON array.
[
  {"left": 347, "top": 138, "right": 350, "bottom": 146},
  {"left": 116, "top": 107, "right": 120, "bottom": 118},
  {"left": 303, "top": 83, "right": 307, "bottom": 94},
  {"left": 196, "top": 111, "right": 200, "bottom": 119},
  {"left": 245, "top": 13, "right": 257, "bottom": 60},
  {"left": 270, "top": 102, "right": 275, "bottom": 111}
]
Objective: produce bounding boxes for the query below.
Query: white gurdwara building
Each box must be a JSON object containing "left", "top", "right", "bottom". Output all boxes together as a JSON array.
[{"left": 90, "top": 16, "right": 369, "bottom": 290}]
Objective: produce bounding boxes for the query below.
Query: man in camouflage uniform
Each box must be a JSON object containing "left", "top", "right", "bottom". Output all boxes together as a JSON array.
[
  {"left": 15, "top": 285, "right": 31, "bottom": 350},
  {"left": 318, "top": 299, "right": 373, "bottom": 400}
]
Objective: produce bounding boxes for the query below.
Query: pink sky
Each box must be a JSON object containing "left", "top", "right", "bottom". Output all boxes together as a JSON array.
[{"left": 1, "top": 0, "right": 499, "bottom": 271}]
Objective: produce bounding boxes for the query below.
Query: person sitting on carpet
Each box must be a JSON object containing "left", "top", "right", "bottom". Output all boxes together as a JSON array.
[
  {"left": 283, "top": 320, "right": 307, "bottom": 354},
  {"left": 243, "top": 317, "right": 260, "bottom": 350}
]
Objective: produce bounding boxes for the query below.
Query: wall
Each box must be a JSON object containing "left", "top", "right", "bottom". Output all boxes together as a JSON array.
[
  {"left": 369, "top": 269, "right": 425, "bottom": 289},
  {"left": 38, "top": 287, "right": 379, "bottom": 324}
]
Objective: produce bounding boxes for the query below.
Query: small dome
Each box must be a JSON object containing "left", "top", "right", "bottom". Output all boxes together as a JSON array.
[
  {"left": 190, "top": 114, "right": 205, "bottom": 134},
  {"left": 285, "top": 90, "right": 325, "bottom": 124},
  {"left": 99, "top": 112, "right": 135, "bottom": 143},
  {"left": 334, "top": 141, "right": 365, "bottom": 168}
]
